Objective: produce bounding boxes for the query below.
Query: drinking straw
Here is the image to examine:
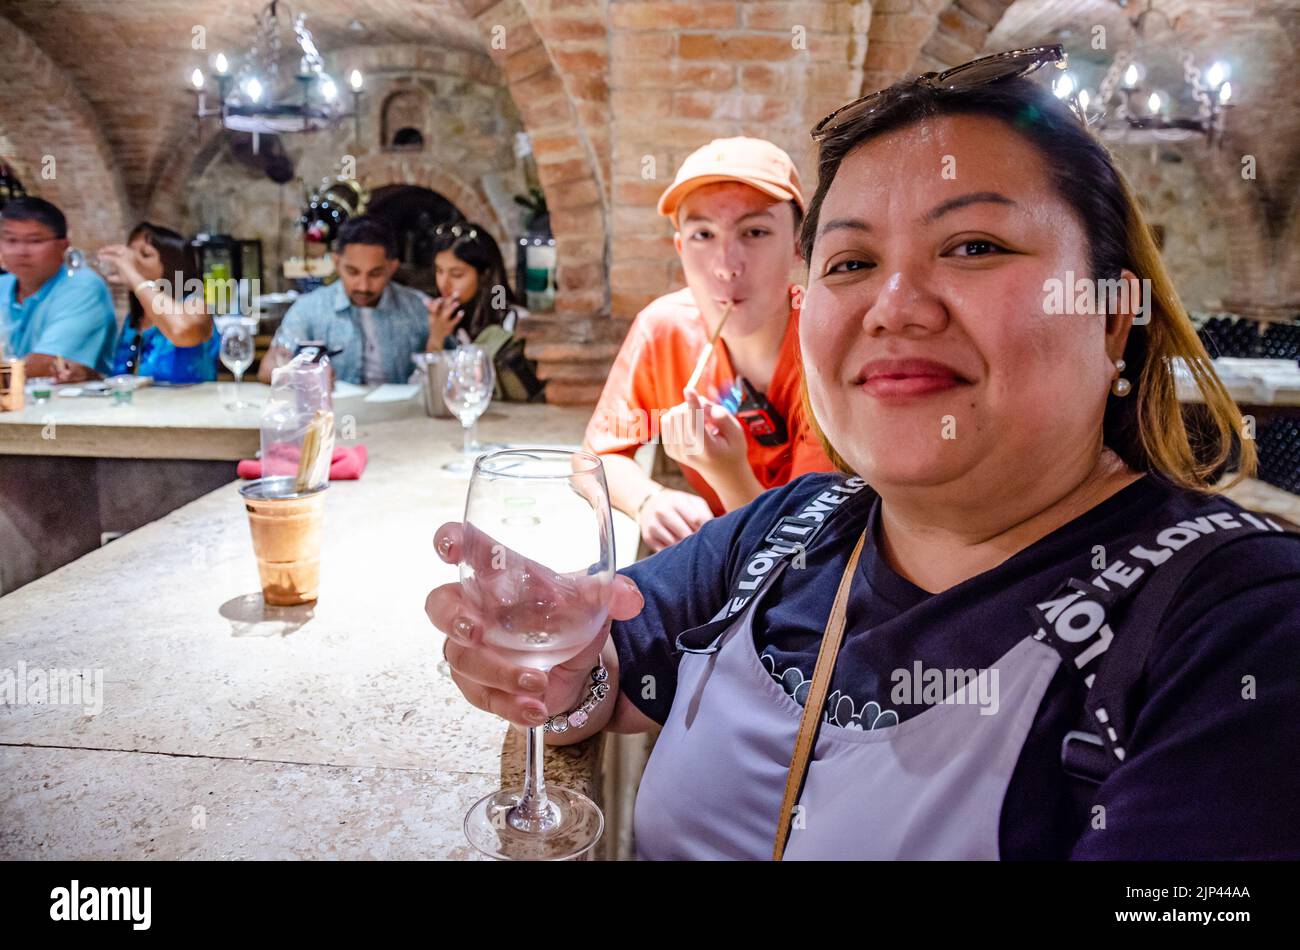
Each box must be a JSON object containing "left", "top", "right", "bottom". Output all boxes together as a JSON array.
[
  {"left": 294, "top": 409, "right": 333, "bottom": 493},
  {"left": 683, "top": 300, "right": 734, "bottom": 396}
]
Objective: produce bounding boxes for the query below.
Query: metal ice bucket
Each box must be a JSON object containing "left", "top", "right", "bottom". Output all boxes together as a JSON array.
[{"left": 412, "top": 352, "right": 453, "bottom": 418}]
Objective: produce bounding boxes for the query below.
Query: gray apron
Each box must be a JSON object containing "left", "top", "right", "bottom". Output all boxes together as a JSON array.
[{"left": 633, "top": 559, "right": 1062, "bottom": 860}]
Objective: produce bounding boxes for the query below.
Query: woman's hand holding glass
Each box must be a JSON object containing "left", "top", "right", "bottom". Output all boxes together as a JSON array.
[
  {"left": 427, "top": 520, "right": 644, "bottom": 730},
  {"left": 94, "top": 244, "right": 141, "bottom": 288}
]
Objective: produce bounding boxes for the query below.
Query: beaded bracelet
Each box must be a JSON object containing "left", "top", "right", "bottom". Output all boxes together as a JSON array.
[{"left": 543, "top": 664, "right": 611, "bottom": 734}]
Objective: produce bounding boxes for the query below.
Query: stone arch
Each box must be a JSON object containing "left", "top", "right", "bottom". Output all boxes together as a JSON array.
[
  {"left": 461, "top": 0, "right": 610, "bottom": 320},
  {"left": 859, "top": 1, "right": 1018, "bottom": 95},
  {"left": 0, "top": 14, "right": 129, "bottom": 249},
  {"left": 142, "top": 125, "right": 230, "bottom": 229},
  {"left": 355, "top": 153, "right": 508, "bottom": 250}
]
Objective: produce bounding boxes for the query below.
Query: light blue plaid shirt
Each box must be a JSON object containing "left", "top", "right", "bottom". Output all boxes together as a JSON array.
[{"left": 271, "top": 280, "right": 431, "bottom": 385}]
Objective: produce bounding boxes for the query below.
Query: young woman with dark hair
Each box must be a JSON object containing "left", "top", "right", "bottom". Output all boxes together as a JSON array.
[
  {"left": 99, "top": 222, "right": 217, "bottom": 383},
  {"left": 426, "top": 222, "right": 544, "bottom": 401}
]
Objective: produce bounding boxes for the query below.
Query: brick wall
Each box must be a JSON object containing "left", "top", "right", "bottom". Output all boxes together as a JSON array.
[
  {"left": 606, "top": 1, "right": 869, "bottom": 326},
  {"left": 0, "top": 13, "right": 128, "bottom": 252}
]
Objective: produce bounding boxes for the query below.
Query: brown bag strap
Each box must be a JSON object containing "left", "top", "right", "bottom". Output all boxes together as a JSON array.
[{"left": 773, "top": 527, "right": 869, "bottom": 861}]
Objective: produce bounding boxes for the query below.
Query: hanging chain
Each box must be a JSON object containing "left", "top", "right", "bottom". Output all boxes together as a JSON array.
[{"left": 1182, "top": 51, "right": 1213, "bottom": 119}]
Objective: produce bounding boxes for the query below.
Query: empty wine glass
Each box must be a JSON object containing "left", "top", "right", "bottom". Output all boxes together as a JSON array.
[
  {"left": 220, "top": 322, "right": 256, "bottom": 410},
  {"left": 442, "top": 345, "right": 494, "bottom": 474},
  {"left": 63, "top": 247, "right": 116, "bottom": 280},
  {"left": 460, "top": 449, "right": 614, "bottom": 860}
]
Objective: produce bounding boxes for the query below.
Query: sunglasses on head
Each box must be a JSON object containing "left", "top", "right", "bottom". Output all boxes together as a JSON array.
[
  {"left": 811, "top": 45, "right": 1072, "bottom": 142},
  {"left": 434, "top": 223, "right": 480, "bottom": 241}
]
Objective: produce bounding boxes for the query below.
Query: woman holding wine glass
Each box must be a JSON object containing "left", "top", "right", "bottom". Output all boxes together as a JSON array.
[
  {"left": 426, "top": 50, "right": 1300, "bottom": 861},
  {"left": 453, "top": 448, "right": 615, "bottom": 859},
  {"left": 98, "top": 222, "right": 218, "bottom": 384}
]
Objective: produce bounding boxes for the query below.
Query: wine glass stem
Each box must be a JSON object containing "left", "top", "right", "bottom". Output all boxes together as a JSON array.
[
  {"left": 463, "top": 420, "right": 474, "bottom": 458},
  {"left": 511, "top": 725, "right": 552, "bottom": 824}
]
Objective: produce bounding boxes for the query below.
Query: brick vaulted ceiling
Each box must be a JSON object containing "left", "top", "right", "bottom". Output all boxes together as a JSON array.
[{"left": 0, "top": 0, "right": 484, "bottom": 214}]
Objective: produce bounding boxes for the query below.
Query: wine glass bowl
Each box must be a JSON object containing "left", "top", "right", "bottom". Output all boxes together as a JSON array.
[
  {"left": 220, "top": 322, "right": 256, "bottom": 410},
  {"left": 442, "top": 345, "right": 494, "bottom": 473}
]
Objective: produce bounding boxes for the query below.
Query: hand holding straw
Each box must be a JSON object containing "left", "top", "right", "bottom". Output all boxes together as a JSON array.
[{"left": 684, "top": 300, "right": 734, "bottom": 396}]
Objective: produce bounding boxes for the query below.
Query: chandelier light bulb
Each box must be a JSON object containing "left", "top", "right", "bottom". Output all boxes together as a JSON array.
[
  {"left": 321, "top": 77, "right": 338, "bottom": 101},
  {"left": 215, "top": 52, "right": 229, "bottom": 75},
  {"left": 1123, "top": 63, "right": 1141, "bottom": 88},
  {"left": 1218, "top": 81, "right": 1232, "bottom": 104},
  {"left": 1147, "top": 91, "right": 1162, "bottom": 113},
  {"left": 1052, "top": 73, "right": 1076, "bottom": 99},
  {"left": 1077, "top": 89, "right": 1091, "bottom": 112},
  {"left": 190, "top": 68, "right": 205, "bottom": 90},
  {"left": 246, "top": 77, "right": 264, "bottom": 102},
  {"left": 1205, "top": 61, "right": 1230, "bottom": 88},
  {"left": 349, "top": 69, "right": 364, "bottom": 91}
]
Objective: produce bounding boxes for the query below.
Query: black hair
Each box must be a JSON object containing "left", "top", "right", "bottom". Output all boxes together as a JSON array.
[
  {"left": 335, "top": 214, "right": 398, "bottom": 259},
  {"left": 126, "top": 222, "right": 199, "bottom": 325},
  {"left": 429, "top": 223, "right": 523, "bottom": 339},
  {"left": 1, "top": 196, "right": 68, "bottom": 238}
]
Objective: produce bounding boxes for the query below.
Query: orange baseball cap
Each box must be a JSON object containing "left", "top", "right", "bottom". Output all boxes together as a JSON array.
[{"left": 657, "top": 137, "right": 805, "bottom": 221}]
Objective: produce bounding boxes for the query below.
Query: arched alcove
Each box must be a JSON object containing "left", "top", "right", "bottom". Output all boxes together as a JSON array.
[
  {"left": 381, "top": 89, "right": 433, "bottom": 151},
  {"left": 366, "top": 184, "right": 466, "bottom": 293}
]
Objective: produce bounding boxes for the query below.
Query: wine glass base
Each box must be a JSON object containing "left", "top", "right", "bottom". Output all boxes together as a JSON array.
[{"left": 464, "top": 786, "right": 603, "bottom": 861}]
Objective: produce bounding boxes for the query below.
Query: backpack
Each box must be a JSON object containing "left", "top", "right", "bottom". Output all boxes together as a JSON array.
[{"left": 472, "top": 321, "right": 546, "bottom": 403}]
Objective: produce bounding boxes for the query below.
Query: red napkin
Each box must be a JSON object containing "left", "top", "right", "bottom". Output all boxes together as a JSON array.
[{"left": 237, "top": 444, "right": 368, "bottom": 481}]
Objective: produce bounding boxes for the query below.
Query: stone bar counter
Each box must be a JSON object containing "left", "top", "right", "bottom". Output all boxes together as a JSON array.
[
  {"left": 0, "top": 400, "right": 639, "bottom": 859},
  {"left": 0, "top": 382, "right": 444, "bottom": 593}
]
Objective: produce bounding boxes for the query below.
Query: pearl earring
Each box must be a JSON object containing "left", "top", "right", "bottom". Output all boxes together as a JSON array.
[{"left": 1111, "top": 358, "right": 1131, "bottom": 397}]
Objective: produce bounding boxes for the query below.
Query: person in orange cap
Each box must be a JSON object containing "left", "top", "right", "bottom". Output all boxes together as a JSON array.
[{"left": 584, "top": 137, "right": 836, "bottom": 552}]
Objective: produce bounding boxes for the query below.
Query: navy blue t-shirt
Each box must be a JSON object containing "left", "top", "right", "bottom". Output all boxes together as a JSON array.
[{"left": 612, "top": 472, "right": 1300, "bottom": 859}]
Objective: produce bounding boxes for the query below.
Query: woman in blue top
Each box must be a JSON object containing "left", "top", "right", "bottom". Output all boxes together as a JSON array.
[{"left": 99, "top": 222, "right": 218, "bottom": 383}]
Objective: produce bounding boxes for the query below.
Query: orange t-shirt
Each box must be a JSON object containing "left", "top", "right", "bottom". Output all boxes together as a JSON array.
[{"left": 583, "top": 286, "right": 836, "bottom": 515}]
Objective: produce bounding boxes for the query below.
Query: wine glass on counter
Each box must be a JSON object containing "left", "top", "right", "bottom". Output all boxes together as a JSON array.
[
  {"left": 459, "top": 448, "right": 614, "bottom": 860},
  {"left": 220, "top": 321, "right": 256, "bottom": 410},
  {"left": 442, "top": 345, "right": 494, "bottom": 473}
]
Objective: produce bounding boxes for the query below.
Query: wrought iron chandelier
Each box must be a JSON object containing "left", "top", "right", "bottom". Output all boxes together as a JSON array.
[
  {"left": 190, "top": 1, "right": 364, "bottom": 150},
  {"left": 1052, "top": 0, "right": 1234, "bottom": 147}
]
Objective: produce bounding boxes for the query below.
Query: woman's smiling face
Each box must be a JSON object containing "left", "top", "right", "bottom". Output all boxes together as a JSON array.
[{"left": 801, "top": 113, "right": 1123, "bottom": 494}]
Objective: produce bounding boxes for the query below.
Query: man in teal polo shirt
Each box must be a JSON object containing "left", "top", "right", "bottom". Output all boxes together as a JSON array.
[{"left": 0, "top": 197, "right": 117, "bottom": 382}]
